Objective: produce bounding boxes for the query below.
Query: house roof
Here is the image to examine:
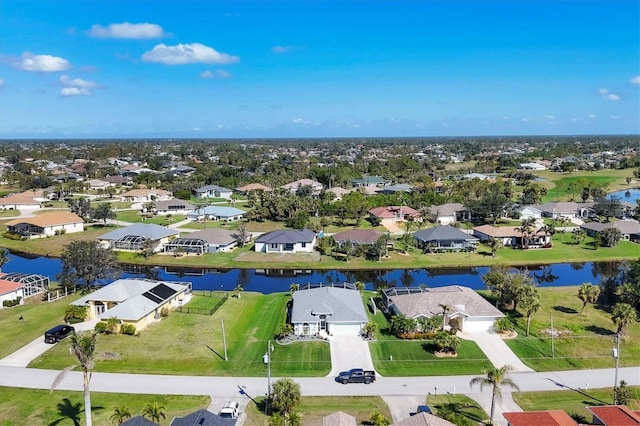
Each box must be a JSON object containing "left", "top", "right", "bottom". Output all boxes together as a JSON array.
[
  {"left": 121, "top": 415, "right": 159, "bottom": 426},
  {"left": 587, "top": 405, "right": 640, "bottom": 425},
  {"left": 121, "top": 189, "right": 171, "bottom": 197},
  {"left": 413, "top": 226, "right": 479, "bottom": 243},
  {"left": 255, "top": 229, "right": 316, "bottom": 244},
  {"left": 581, "top": 219, "right": 640, "bottom": 235},
  {"left": 352, "top": 176, "right": 387, "bottom": 185},
  {"left": 236, "top": 183, "right": 272, "bottom": 192},
  {"left": 98, "top": 223, "right": 179, "bottom": 241},
  {"left": 326, "top": 187, "right": 351, "bottom": 196},
  {"left": 502, "top": 411, "right": 578, "bottom": 426},
  {"left": 154, "top": 199, "right": 195, "bottom": 210},
  {"left": 429, "top": 203, "right": 464, "bottom": 217},
  {"left": 390, "top": 412, "right": 455, "bottom": 426},
  {"left": 187, "top": 206, "right": 247, "bottom": 218},
  {"left": 369, "top": 206, "right": 420, "bottom": 218},
  {"left": 323, "top": 411, "right": 357, "bottom": 426},
  {"left": 0, "top": 280, "right": 24, "bottom": 296},
  {"left": 333, "top": 229, "right": 383, "bottom": 244},
  {"left": 5, "top": 212, "right": 83, "bottom": 228},
  {"left": 72, "top": 279, "right": 165, "bottom": 304},
  {"left": 473, "top": 224, "right": 519, "bottom": 238},
  {"left": 534, "top": 201, "right": 594, "bottom": 215},
  {"left": 379, "top": 184, "right": 413, "bottom": 193},
  {"left": 291, "top": 287, "right": 368, "bottom": 324},
  {"left": 187, "top": 228, "right": 237, "bottom": 245},
  {"left": 280, "top": 179, "right": 323, "bottom": 190},
  {"left": 385, "top": 286, "right": 504, "bottom": 319},
  {"left": 0, "top": 194, "right": 40, "bottom": 206},
  {"left": 194, "top": 184, "right": 233, "bottom": 193},
  {"left": 170, "top": 409, "right": 236, "bottom": 426}
]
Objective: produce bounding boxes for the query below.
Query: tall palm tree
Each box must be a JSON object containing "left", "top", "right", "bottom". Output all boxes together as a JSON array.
[
  {"left": 438, "top": 304, "right": 451, "bottom": 331},
  {"left": 577, "top": 283, "right": 600, "bottom": 313},
  {"left": 109, "top": 405, "right": 131, "bottom": 425},
  {"left": 469, "top": 365, "right": 520, "bottom": 424},
  {"left": 271, "top": 378, "right": 301, "bottom": 416},
  {"left": 515, "top": 218, "right": 536, "bottom": 249},
  {"left": 488, "top": 237, "right": 503, "bottom": 258},
  {"left": 51, "top": 332, "right": 97, "bottom": 426},
  {"left": 518, "top": 286, "right": 540, "bottom": 336},
  {"left": 611, "top": 303, "right": 637, "bottom": 335},
  {"left": 142, "top": 401, "right": 166, "bottom": 423}
]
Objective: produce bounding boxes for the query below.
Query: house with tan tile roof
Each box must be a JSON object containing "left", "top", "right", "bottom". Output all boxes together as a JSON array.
[
  {"left": 0, "top": 193, "right": 41, "bottom": 210},
  {"left": 382, "top": 285, "right": 504, "bottom": 332},
  {"left": 120, "top": 188, "right": 172, "bottom": 202},
  {"left": 369, "top": 206, "right": 420, "bottom": 224},
  {"left": 5, "top": 212, "right": 84, "bottom": 238},
  {"left": 236, "top": 183, "right": 272, "bottom": 193},
  {"left": 0, "top": 280, "right": 25, "bottom": 308}
]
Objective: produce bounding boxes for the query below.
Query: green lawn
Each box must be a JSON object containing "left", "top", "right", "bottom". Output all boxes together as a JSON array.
[
  {"left": 29, "top": 292, "right": 331, "bottom": 377},
  {"left": 0, "top": 386, "right": 210, "bottom": 426},
  {"left": 503, "top": 286, "right": 640, "bottom": 371},
  {"left": 115, "top": 210, "right": 187, "bottom": 225},
  {"left": 427, "top": 394, "right": 490, "bottom": 426},
  {"left": 513, "top": 387, "right": 640, "bottom": 421},
  {"left": 535, "top": 169, "right": 634, "bottom": 202},
  {"left": 243, "top": 395, "right": 392, "bottom": 426},
  {"left": 0, "top": 225, "right": 114, "bottom": 257},
  {"left": 0, "top": 294, "right": 82, "bottom": 359}
]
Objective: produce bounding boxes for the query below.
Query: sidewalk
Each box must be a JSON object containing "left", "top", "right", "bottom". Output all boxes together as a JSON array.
[{"left": 460, "top": 330, "right": 534, "bottom": 372}]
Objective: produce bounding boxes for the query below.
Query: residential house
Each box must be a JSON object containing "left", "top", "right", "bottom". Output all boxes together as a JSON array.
[
  {"left": 378, "top": 183, "right": 413, "bottom": 194},
  {"left": 71, "top": 278, "right": 192, "bottom": 332},
  {"left": 503, "top": 411, "right": 578, "bottom": 426},
  {"left": 517, "top": 206, "right": 543, "bottom": 221},
  {"left": 390, "top": 412, "right": 455, "bottom": 426},
  {"left": 428, "top": 203, "right": 466, "bottom": 225},
  {"left": 98, "top": 223, "right": 179, "bottom": 252},
  {"left": 235, "top": 183, "right": 272, "bottom": 193},
  {"left": 121, "top": 416, "right": 159, "bottom": 426},
  {"left": 254, "top": 229, "right": 316, "bottom": 253},
  {"left": 186, "top": 206, "right": 247, "bottom": 222},
  {"left": 413, "top": 225, "right": 479, "bottom": 252},
  {"left": 102, "top": 175, "right": 132, "bottom": 186},
  {"left": 0, "top": 272, "right": 49, "bottom": 301},
  {"left": 170, "top": 409, "right": 236, "bottom": 426},
  {"left": 5, "top": 212, "right": 84, "bottom": 238},
  {"left": 473, "top": 224, "right": 520, "bottom": 246},
  {"left": 0, "top": 193, "right": 41, "bottom": 210},
  {"left": 323, "top": 411, "right": 357, "bottom": 426},
  {"left": 291, "top": 284, "right": 368, "bottom": 336},
  {"left": 534, "top": 202, "right": 594, "bottom": 219},
  {"left": 164, "top": 228, "right": 242, "bottom": 254},
  {"left": 0, "top": 280, "right": 24, "bottom": 307},
  {"left": 587, "top": 405, "right": 640, "bottom": 425},
  {"left": 382, "top": 286, "right": 505, "bottom": 332},
  {"left": 325, "top": 187, "right": 351, "bottom": 201},
  {"left": 280, "top": 178, "right": 324, "bottom": 193},
  {"left": 351, "top": 176, "right": 387, "bottom": 187},
  {"left": 369, "top": 206, "right": 420, "bottom": 224},
  {"left": 580, "top": 219, "right": 640, "bottom": 242},
  {"left": 460, "top": 173, "right": 490, "bottom": 180},
  {"left": 152, "top": 199, "right": 195, "bottom": 215},
  {"left": 86, "top": 179, "right": 113, "bottom": 190},
  {"left": 518, "top": 162, "right": 547, "bottom": 171},
  {"left": 332, "top": 229, "right": 383, "bottom": 247},
  {"left": 193, "top": 184, "right": 234, "bottom": 200},
  {"left": 120, "top": 188, "right": 172, "bottom": 203}
]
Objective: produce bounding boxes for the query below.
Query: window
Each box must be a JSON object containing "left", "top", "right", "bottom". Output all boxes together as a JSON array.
[
  {"left": 301, "top": 242, "right": 306, "bottom": 248},
  {"left": 284, "top": 243, "right": 294, "bottom": 251},
  {"left": 270, "top": 243, "right": 278, "bottom": 249}
]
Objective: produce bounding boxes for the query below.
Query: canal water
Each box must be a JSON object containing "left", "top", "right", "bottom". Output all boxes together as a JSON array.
[
  {"left": 608, "top": 188, "right": 640, "bottom": 205},
  {"left": 2, "top": 252, "right": 625, "bottom": 294}
]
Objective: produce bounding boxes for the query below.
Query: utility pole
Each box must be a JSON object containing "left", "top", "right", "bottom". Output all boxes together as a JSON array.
[
  {"left": 550, "top": 315, "right": 555, "bottom": 358},
  {"left": 265, "top": 340, "right": 273, "bottom": 415},
  {"left": 613, "top": 333, "right": 620, "bottom": 404},
  {"left": 221, "top": 319, "right": 228, "bottom": 361}
]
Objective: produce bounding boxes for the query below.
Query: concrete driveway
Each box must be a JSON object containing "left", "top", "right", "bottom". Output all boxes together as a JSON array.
[
  {"left": 460, "top": 330, "right": 534, "bottom": 372},
  {"left": 327, "top": 336, "right": 376, "bottom": 377}
]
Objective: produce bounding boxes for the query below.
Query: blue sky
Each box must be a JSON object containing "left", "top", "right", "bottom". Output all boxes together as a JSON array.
[{"left": 1, "top": 0, "right": 638, "bottom": 138}]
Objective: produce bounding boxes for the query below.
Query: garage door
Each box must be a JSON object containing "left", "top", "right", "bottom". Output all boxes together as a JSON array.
[
  {"left": 329, "top": 323, "right": 363, "bottom": 336},
  {"left": 464, "top": 319, "right": 494, "bottom": 332}
]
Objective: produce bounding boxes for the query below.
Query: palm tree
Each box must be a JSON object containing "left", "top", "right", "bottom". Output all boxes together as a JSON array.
[
  {"left": 354, "top": 281, "right": 365, "bottom": 292},
  {"left": 438, "top": 304, "right": 451, "bottom": 331},
  {"left": 0, "top": 248, "right": 10, "bottom": 272},
  {"left": 515, "top": 218, "right": 536, "bottom": 249},
  {"left": 271, "top": 378, "right": 301, "bottom": 416},
  {"left": 577, "top": 283, "right": 600, "bottom": 313},
  {"left": 142, "top": 401, "right": 166, "bottom": 423},
  {"left": 109, "top": 405, "right": 131, "bottom": 425},
  {"left": 51, "top": 332, "right": 97, "bottom": 426},
  {"left": 469, "top": 365, "right": 520, "bottom": 424},
  {"left": 488, "top": 237, "right": 503, "bottom": 258},
  {"left": 233, "top": 284, "right": 244, "bottom": 299},
  {"left": 572, "top": 228, "right": 586, "bottom": 245},
  {"left": 289, "top": 283, "right": 300, "bottom": 294},
  {"left": 611, "top": 303, "right": 637, "bottom": 336},
  {"left": 518, "top": 286, "right": 540, "bottom": 336}
]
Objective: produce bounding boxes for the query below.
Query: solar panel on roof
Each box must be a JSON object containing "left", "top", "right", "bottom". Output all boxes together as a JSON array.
[
  {"left": 142, "top": 291, "right": 163, "bottom": 304},
  {"left": 149, "top": 283, "right": 177, "bottom": 300}
]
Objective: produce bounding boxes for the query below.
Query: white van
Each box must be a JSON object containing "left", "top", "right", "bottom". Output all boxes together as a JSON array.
[{"left": 219, "top": 401, "right": 239, "bottom": 419}]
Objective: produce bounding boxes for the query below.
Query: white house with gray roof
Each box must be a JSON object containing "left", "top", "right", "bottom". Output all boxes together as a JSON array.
[
  {"left": 254, "top": 229, "right": 316, "bottom": 253},
  {"left": 193, "top": 184, "right": 233, "bottom": 199},
  {"left": 291, "top": 285, "right": 368, "bottom": 336},
  {"left": 186, "top": 205, "right": 246, "bottom": 222},
  {"left": 382, "top": 286, "right": 504, "bottom": 332}
]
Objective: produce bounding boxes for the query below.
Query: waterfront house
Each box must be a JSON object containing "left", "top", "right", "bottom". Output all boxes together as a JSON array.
[
  {"left": 369, "top": 205, "right": 420, "bottom": 224},
  {"left": 254, "top": 229, "right": 316, "bottom": 253},
  {"left": 71, "top": 278, "right": 192, "bottom": 332},
  {"left": 580, "top": 219, "right": 640, "bottom": 242},
  {"left": 98, "top": 223, "right": 179, "bottom": 252},
  {"left": 164, "top": 228, "right": 243, "bottom": 254},
  {"left": 382, "top": 286, "right": 505, "bottom": 332},
  {"left": 193, "top": 184, "right": 233, "bottom": 200},
  {"left": 413, "top": 225, "right": 479, "bottom": 252},
  {"left": 186, "top": 206, "right": 246, "bottom": 222},
  {"left": 291, "top": 284, "right": 368, "bottom": 336},
  {"left": 5, "top": 212, "right": 84, "bottom": 238},
  {"left": 332, "top": 229, "right": 383, "bottom": 248}
]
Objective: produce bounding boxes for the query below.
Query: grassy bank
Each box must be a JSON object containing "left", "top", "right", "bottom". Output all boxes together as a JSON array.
[
  {"left": 29, "top": 292, "right": 332, "bottom": 377},
  {"left": 0, "top": 386, "right": 210, "bottom": 426}
]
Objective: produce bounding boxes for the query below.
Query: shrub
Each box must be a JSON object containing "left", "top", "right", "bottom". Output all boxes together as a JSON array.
[
  {"left": 494, "top": 317, "right": 515, "bottom": 333},
  {"left": 3, "top": 232, "right": 22, "bottom": 241},
  {"left": 160, "top": 306, "right": 169, "bottom": 317},
  {"left": 2, "top": 297, "right": 21, "bottom": 308},
  {"left": 64, "top": 305, "right": 88, "bottom": 323},
  {"left": 120, "top": 323, "right": 136, "bottom": 336},
  {"left": 94, "top": 321, "right": 107, "bottom": 333}
]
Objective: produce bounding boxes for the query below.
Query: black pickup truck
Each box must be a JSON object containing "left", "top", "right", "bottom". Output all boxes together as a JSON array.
[{"left": 336, "top": 368, "right": 376, "bottom": 384}]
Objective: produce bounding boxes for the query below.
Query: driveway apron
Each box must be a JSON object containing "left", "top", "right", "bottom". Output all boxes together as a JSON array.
[
  {"left": 461, "top": 330, "right": 534, "bottom": 372},
  {"left": 327, "top": 336, "right": 376, "bottom": 377}
]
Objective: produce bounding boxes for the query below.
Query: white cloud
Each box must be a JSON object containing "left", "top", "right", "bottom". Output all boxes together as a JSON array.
[
  {"left": 630, "top": 76, "right": 640, "bottom": 85},
  {"left": 588, "top": 114, "right": 596, "bottom": 118},
  {"left": 88, "top": 22, "right": 166, "bottom": 39},
  {"left": 543, "top": 114, "right": 556, "bottom": 120},
  {"left": 142, "top": 43, "right": 239, "bottom": 65},
  {"left": 200, "top": 69, "right": 232, "bottom": 79},
  {"left": 271, "top": 45, "right": 292, "bottom": 53},
  {"left": 14, "top": 53, "right": 70, "bottom": 72},
  {"left": 292, "top": 118, "right": 310, "bottom": 125},
  {"left": 59, "top": 75, "right": 97, "bottom": 96},
  {"left": 598, "top": 88, "right": 620, "bottom": 101}
]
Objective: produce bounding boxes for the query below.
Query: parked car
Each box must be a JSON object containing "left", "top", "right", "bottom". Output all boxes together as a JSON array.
[
  {"left": 336, "top": 368, "right": 376, "bottom": 384},
  {"left": 44, "top": 324, "right": 75, "bottom": 344},
  {"left": 412, "top": 405, "right": 432, "bottom": 415},
  {"left": 219, "top": 401, "right": 239, "bottom": 419}
]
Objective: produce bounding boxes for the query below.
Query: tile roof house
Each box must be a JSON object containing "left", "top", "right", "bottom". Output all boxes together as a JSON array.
[
  {"left": 98, "top": 223, "right": 179, "bottom": 252},
  {"left": 533, "top": 202, "right": 594, "bottom": 219},
  {"left": 391, "top": 412, "right": 455, "bottom": 426},
  {"left": 280, "top": 178, "right": 324, "bottom": 192},
  {"left": 369, "top": 206, "right": 420, "bottom": 224},
  {"left": 413, "top": 225, "right": 479, "bottom": 252},
  {"left": 72, "top": 278, "right": 192, "bottom": 332},
  {"left": 254, "top": 229, "right": 316, "bottom": 253},
  {"left": 473, "top": 224, "right": 550, "bottom": 247},
  {"left": 291, "top": 285, "right": 368, "bottom": 336},
  {"left": 323, "top": 411, "right": 357, "bottom": 426},
  {"left": 235, "top": 183, "right": 272, "bottom": 193},
  {"left": 120, "top": 188, "right": 172, "bottom": 202},
  {"left": 382, "top": 286, "right": 504, "bottom": 332},
  {"left": 0, "top": 280, "right": 25, "bottom": 308},
  {"left": 186, "top": 206, "right": 246, "bottom": 222},
  {"left": 325, "top": 187, "right": 351, "bottom": 201},
  {"left": 587, "top": 405, "right": 640, "bottom": 425},
  {"left": 332, "top": 229, "right": 383, "bottom": 246},
  {"left": 193, "top": 184, "right": 234, "bottom": 200},
  {"left": 0, "top": 193, "right": 41, "bottom": 210},
  {"left": 503, "top": 410, "right": 578, "bottom": 426},
  {"left": 5, "top": 212, "right": 84, "bottom": 238}
]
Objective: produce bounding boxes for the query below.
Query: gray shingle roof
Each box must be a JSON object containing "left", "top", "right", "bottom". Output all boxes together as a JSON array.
[
  {"left": 333, "top": 229, "right": 382, "bottom": 244},
  {"left": 170, "top": 409, "right": 236, "bottom": 426},
  {"left": 188, "top": 228, "right": 237, "bottom": 245},
  {"left": 291, "top": 287, "right": 368, "bottom": 323},
  {"left": 413, "top": 225, "right": 478, "bottom": 242},
  {"left": 255, "top": 229, "right": 316, "bottom": 244},
  {"left": 98, "top": 223, "right": 179, "bottom": 241}
]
